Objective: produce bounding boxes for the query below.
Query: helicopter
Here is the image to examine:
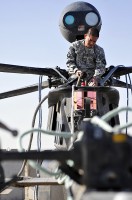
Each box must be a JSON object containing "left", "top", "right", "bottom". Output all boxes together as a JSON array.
[
  {"left": 0, "top": 1, "right": 132, "bottom": 200},
  {"left": 0, "top": 1, "right": 132, "bottom": 149}
]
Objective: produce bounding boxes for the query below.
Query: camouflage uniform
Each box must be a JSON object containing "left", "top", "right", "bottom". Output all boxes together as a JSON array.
[{"left": 66, "top": 39, "right": 106, "bottom": 80}]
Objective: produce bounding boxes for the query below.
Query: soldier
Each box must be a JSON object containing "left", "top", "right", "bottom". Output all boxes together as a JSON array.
[{"left": 66, "top": 27, "right": 106, "bottom": 85}]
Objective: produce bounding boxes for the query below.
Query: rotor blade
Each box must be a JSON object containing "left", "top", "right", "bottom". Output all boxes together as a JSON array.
[
  {"left": 0, "top": 63, "right": 68, "bottom": 78},
  {"left": 0, "top": 79, "right": 61, "bottom": 99},
  {"left": 105, "top": 66, "right": 132, "bottom": 77},
  {"left": 101, "top": 66, "right": 132, "bottom": 86},
  {"left": 0, "top": 84, "right": 46, "bottom": 99},
  {"left": 113, "top": 66, "right": 132, "bottom": 77},
  {"left": 110, "top": 78, "right": 132, "bottom": 89}
]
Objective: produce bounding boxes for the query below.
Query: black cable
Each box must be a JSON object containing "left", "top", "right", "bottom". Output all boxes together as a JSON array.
[
  {"left": 128, "top": 73, "right": 132, "bottom": 94},
  {"left": 125, "top": 75, "right": 129, "bottom": 135},
  {"left": 37, "top": 76, "right": 43, "bottom": 152},
  {"left": 35, "top": 75, "right": 43, "bottom": 200},
  {"left": 53, "top": 67, "right": 68, "bottom": 82},
  {"left": 17, "top": 94, "right": 48, "bottom": 177}
]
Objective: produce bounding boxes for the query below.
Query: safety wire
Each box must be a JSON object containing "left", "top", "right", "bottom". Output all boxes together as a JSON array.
[
  {"left": 91, "top": 106, "right": 132, "bottom": 133},
  {"left": 128, "top": 74, "right": 132, "bottom": 94},
  {"left": 18, "top": 129, "right": 72, "bottom": 175},
  {"left": 34, "top": 75, "right": 43, "bottom": 200},
  {"left": 37, "top": 76, "right": 43, "bottom": 152},
  {"left": 17, "top": 98, "right": 48, "bottom": 179},
  {"left": 125, "top": 74, "right": 129, "bottom": 135}
]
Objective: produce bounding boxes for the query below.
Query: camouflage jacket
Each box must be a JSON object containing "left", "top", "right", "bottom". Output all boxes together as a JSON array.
[{"left": 66, "top": 39, "right": 106, "bottom": 79}]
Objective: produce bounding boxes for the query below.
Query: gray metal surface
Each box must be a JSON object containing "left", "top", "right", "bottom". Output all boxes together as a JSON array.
[
  {"left": 1, "top": 151, "right": 24, "bottom": 200},
  {"left": 82, "top": 192, "right": 132, "bottom": 200}
]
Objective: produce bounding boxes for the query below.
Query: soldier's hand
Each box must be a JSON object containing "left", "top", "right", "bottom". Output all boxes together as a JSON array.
[
  {"left": 75, "top": 70, "right": 82, "bottom": 77},
  {"left": 89, "top": 76, "right": 98, "bottom": 86},
  {"left": 92, "top": 76, "right": 101, "bottom": 86}
]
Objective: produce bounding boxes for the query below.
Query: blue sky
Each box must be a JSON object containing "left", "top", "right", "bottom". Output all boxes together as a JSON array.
[{"left": 0, "top": 0, "right": 132, "bottom": 148}]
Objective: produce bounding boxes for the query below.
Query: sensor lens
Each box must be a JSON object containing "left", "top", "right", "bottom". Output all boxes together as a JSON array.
[
  {"left": 65, "top": 15, "right": 75, "bottom": 25},
  {"left": 85, "top": 12, "right": 99, "bottom": 26}
]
